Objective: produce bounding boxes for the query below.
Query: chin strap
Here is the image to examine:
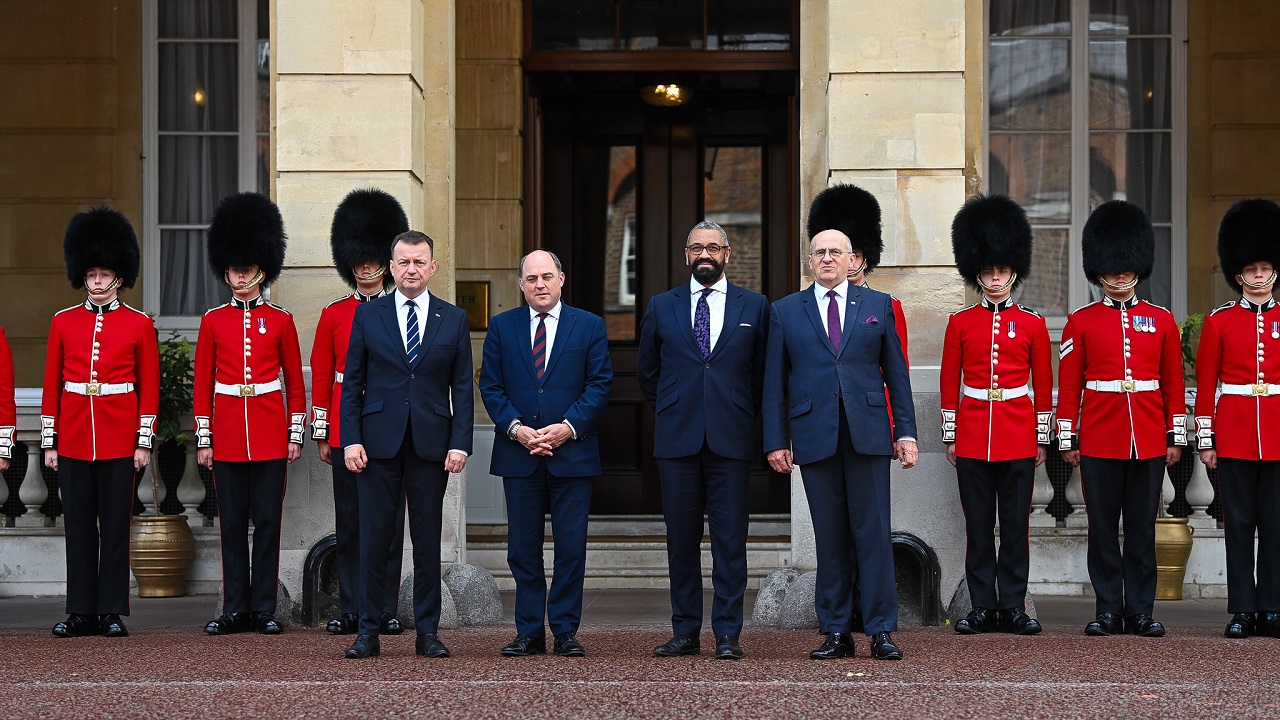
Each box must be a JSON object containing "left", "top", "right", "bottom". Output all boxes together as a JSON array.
[
  {"left": 978, "top": 272, "right": 1017, "bottom": 296},
  {"left": 355, "top": 265, "right": 387, "bottom": 282},
  {"left": 847, "top": 260, "right": 866, "bottom": 281},
  {"left": 226, "top": 269, "right": 265, "bottom": 291},
  {"left": 1101, "top": 275, "right": 1139, "bottom": 292},
  {"left": 1240, "top": 271, "right": 1278, "bottom": 290},
  {"left": 86, "top": 277, "right": 121, "bottom": 296}
]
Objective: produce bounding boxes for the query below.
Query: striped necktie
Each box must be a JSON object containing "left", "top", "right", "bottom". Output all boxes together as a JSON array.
[
  {"left": 533, "top": 312, "right": 548, "bottom": 378},
  {"left": 405, "top": 299, "right": 420, "bottom": 365}
]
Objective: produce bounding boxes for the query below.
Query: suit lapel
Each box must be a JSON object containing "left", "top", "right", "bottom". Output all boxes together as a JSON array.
[
  {"left": 516, "top": 309, "right": 537, "bottom": 380},
  {"left": 671, "top": 286, "right": 701, "bottom": 356},
  {"left": 411, "top": 292, "right": 443, "bottom": 370},
  {"left": 803, "top": 286, "right": 837, "bottom": 357},
  {"left": 711, "top": 284, "right": 745, "bottom": 358},
  {"left": 377, "top": 296, "right": 411, "bottom": 369},
  {"left": 541, "top": 305, "right": 576, "bottom": 383}
]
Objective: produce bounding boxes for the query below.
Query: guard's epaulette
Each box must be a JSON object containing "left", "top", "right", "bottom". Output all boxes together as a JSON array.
[
  {"left": 203, "top": 303, "right": 230, "bottom": 316},
  {"left": 1017, "top": 304, "right": 1042, "bottom": 318},
  {"left": 948, "top": 302, "right": 979, "bottom": 318},
  {"left": 1069, "top": 300, "right": 1100, "bottom": 315},
  {"left": 324, "top": 295, "right": 350, "bottom": 309},
  {"left": 53, "top": 304, "right": 79, "bottom": 317},
  {"left": 1209, "top": 300, "right": 1236, "bottom": 316},
  {"left": 267, "top": 302, "right": 292, "bottom": 315}
]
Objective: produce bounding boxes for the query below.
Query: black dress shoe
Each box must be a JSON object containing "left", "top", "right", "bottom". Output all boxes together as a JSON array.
[
  {"left": 654, "top": 635, "right": 700, "bottom": 657},
  {"left": 1125, "top": 614, "right": 1166, "bottom": 637},
  {"left": 870, "top": 632, "right": 903, "bottom": 661},
  {"left": 554, "top": 632, "right": 586, "bottom": 657},
  {"left": 1225, "top": 612, "right": 1256, "bottom": 639},
  {"left": 254, "top": 612, "right": 283, "bottom": 635},
  {"left": 100, "top": 614, "right": 129, "bottom": 638},
  {"left": 955, "top": 607, "right": 997, "bottom": 635},
  {"left": 204, "top": 612, "right": 251, "bottom": 635},
  {"left": 1260, "top": 612, "right": 1280, "bottom": 638},
  {"left": 345, "top": 634, "right": 381, "bottom": 659},
  {"left": 501, "top": 634, "right": 547, "bottom": 656},
  {"left": 999, "top": 608, "right": 1043, "bottom": 635},
  {"left": 380, "top": 613, "right": 404, "bottom": 635},
  {"left": 715, "top": 635, "right": 744, "bottom": 660},
  {"left": 416, "top": 633, "right": 451, "bottom": 658},
  {"left": 1084, "top": 612, "right": 1122, "bottom": 636},
  {"left": 52, "top": 614, "right": 100, "bottom": 638},
  {"left": 327, "top": 613, "right": 358, "bottom": 635},
  {"left": 809, "top": 632, "right": 855, "bottom": 660}
]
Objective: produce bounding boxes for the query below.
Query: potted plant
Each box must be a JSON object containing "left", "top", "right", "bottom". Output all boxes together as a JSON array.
[{"left": 129, "top": 330, "right": 196, "bottom": 597}]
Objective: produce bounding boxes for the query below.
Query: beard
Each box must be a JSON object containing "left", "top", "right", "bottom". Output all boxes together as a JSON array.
[{"left": 691, "top": 258, "right": 724, "bottom": 284}]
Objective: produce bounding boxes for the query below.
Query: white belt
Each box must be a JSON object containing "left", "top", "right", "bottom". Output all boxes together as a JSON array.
[
  {"left": 1086, "top": 379, "right": 1159, "bottom": 393},
  {"left": 1222, "top": 383, "right": 1280, "bottom": 397},
  {"left": 64, "top": 381, "right": 134, "bottom": 396},
  {"left": 334, "top": 371, "right": 344, "bottom": 383},
  {"left": 215, "top": 380, "right": 281, "bottom": 397},
  {"left": 962, "top": 384, "right": 1029, "bottom": 402}
]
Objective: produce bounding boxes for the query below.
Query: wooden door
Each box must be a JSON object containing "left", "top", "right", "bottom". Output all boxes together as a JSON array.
[{"left": 531, "top": 74, "right": 798, "bottom": 515}]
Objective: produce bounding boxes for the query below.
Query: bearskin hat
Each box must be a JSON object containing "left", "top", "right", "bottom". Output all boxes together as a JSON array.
[
  {"left": 806, "top": 184, "right": 883, "bottom": 271},
  {"left": 950, "top": 194, "right": 1033, "bottom": 290},
  {"left": 330, "top": 188, "right": 408, "bottom": 289},
  {"left": 63, "top": 207, "right": 140, "bottom": 290},
  {"left": 1081, "top": 200, "right": 1154, "bottom": 286},
  {"left": 206, "top": 192, "right": 287, "bottom": 287},
  {"left": 1217, "top": 198, "right": 1280, "bottom": 294}
]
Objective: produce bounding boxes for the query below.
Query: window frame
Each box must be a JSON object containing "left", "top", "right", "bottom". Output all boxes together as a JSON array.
[
  {"left": 142, "top": 0, "right": 265, "bottom": 332},
  {"left": 983, "top": 0, "right": 1188, "bottom": 334}
]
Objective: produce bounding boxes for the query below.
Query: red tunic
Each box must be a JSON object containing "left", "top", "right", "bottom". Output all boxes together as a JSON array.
[
  {"left": 1056, "top": 296, "right": 1186, "bottom": 459},
  {"left": 0, "top": 327, "right": 16, "bottom": 460},
  {"left": 310, "top": 291, "right": 384, "bottom": 448},
  {"left": 39, "top": 300, "right": 160, "bottom": 461},
  {"left": 1194, "top": 297, "right": 1280, "bottom": 460},
  {"left": 940, "top": 298, "right": 1053, "bottom": 461},
  {"left": 194, "top": 295, "right": 305, "bottom": 462}
]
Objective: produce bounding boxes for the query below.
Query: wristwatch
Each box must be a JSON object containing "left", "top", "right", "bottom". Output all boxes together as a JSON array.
[{"left": 507, "top": 421, "right": 523, "bottom": 441}]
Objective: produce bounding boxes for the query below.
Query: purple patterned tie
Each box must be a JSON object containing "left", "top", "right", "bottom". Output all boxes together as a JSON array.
[
  {"left": 533, "top": 313, "right": 548, "bottom": 378},
  {"left": 826, "top": 289, "right": 842, "bottom": 353},
  {"left": 694, "top": 288, "right": 713, "bottom": 360}
]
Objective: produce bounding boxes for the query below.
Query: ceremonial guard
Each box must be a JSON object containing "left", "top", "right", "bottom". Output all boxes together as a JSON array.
[
  {"left": 196, "top": 192, "right": 305, "bottom": 636},
  {"left": 0, "top": 327, "right": 14, "bottom": 474},
  {"left": 1056, "top": 200, "right": 1186, "bottom": 637},
  {"left": 1195, "top": 198, "right": 1280, "bottom": 639},
  {"left": 311, "top": 188, "right": 408, "bottom": 637},
  {"left": 43, "top": 208, "right": 159, "bottom": 638},
  {"left": 941, "top": 195, "right": 1051, "bottom": 635}
]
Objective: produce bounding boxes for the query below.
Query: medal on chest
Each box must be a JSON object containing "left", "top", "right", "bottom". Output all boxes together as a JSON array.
[
  {"left": 1272, "top": 320, "right": 1278, "bottom": 340},
  {"left": 1007, "top": 320, "right": 1016, "bottom": 339},
  {"left": 258, "top": 317, "right": 266, "bottom": 335}
]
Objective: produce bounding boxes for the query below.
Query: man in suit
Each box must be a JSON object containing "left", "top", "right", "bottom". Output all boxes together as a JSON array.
[
  {"left": 763, "top": 222, "right": 917, "bottom": 661},
  {"left": 341, "top": 230, "right": 474, "bottom": 660},
  {"left": 637, "top": 220, "right": 768, "bottom": 660},
  {"left": 480, "top": 250, "right": 612, "bottom": 658}
]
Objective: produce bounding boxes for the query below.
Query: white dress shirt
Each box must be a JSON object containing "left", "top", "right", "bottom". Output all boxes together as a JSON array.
[
  {"left": 813, "top": 279, "right": 849, "bottom": 334},
  {"left": 528, "top": 301, "right": 563, "bottom": 360},
  {"left": 394, "top": 288, "right": 429, "bottom": 352},
  {"left": 689, "top": 275, "right": 729, "bottom": 351}
]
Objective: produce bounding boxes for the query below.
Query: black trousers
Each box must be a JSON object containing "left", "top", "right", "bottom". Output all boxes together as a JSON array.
[
  {"left": 801, "top": 408, "right": 897, "bottom": 636},
  {"left": 357, "top": 426, "right": 447, "bottom": 637},
  {"left": 955, "top": 456, "right": 1035, "bottom": 610},
  {"left": 60, "top": 456, "right": 135, "bottom": 616},
  {"left": 1080, "top": 455, "right": 1163, "bottom": 617},
  {"left": 1217, "top": 458, "right": 1280, "bottom": 613},
  {"left": 332, "top": 459, "right": 404, "bottom": 616},
  {"left": 656, "top": 446, "right": 749, "bottom": 639},
  {"left": 213, "top": 459, "right": 287, "bottom": 614}
]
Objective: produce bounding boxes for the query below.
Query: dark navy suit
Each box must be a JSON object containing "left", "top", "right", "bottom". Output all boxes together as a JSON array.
[
  {"left": 637, "top": 280, "right": 768, "bottom": 639},
  {"left": 479, "top": 303, "right": 612, "bottom": 638},
  {"left": 763, "top": 282, "right": 915, "bottom": 636},
  {"left": 341, "top": 291, "right": 473, "bottom": 638}
]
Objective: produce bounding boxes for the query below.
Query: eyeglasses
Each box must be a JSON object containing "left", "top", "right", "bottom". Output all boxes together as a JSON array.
[
  {"left": 809, "top": 248, "right": 848, "bottom": 259},
  {"left": 686, "top": 243, "right": 727, "bottom": 256}
]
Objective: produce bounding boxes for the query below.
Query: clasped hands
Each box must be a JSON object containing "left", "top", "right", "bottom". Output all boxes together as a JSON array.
[{"left": 513, "top": 422, "right": 572, "bottom": 457}]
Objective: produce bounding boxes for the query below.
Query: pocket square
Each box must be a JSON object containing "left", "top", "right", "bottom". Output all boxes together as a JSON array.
[
  {"left": 864, "top": 316, "right": 879, "bottom": 325},
  {"left": 739, "top": 323, "right": 752, "bottom": 327}
]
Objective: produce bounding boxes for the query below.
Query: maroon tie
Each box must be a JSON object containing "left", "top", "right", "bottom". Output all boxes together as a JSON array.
[
  {"left": 533, "top": 313, "right": 548, "bottom": 378},
  {"left": 826, "top": 289, "right": 842, "bottom": 353}
]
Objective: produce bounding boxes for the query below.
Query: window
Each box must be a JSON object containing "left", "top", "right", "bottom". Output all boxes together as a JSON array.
[
  {"left": 987, "top": 0, "right": 1185, "bottom": 324},
  {"left": 530, "top": 0, "right": 791, "bottom": 52},
  {"left": 143, "top": 0, "right": 270, "bottom": 326}
]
